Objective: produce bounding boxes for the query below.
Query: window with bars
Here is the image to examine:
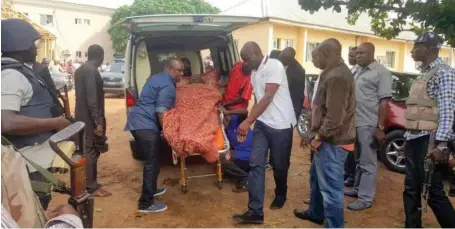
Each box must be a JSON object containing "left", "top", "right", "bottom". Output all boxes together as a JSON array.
[
  {"left": 84, "top": 19, "right": 90, "bottom": 25},
  {"left": 377, "top": 56, "right": 386, "bottom": 65},
  {"left": 305, "top": 42, "right": 320, "bottom": 62},
  {"left": 284, "top": 39, "right": 294, "bottom": 48},
  {"left": 75, "top": 18, "right": 82, "bottom": 24},
  {"left": 39, "top": 14, "right": 53, "bottom": 26},
  {"left": 76, "top": 51, "right": 82, "bottom": 58},
  {"left": 385, "top": 51, "right": 396, "bottom": 68},
  {"left": 273, "top": 39, "right": 281, "bottom": 49}
]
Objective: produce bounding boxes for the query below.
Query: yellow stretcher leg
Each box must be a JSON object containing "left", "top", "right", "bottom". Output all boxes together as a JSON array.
[
  {"left": 216, "top": 158, "right": 223, "bottom": 189},
  {"left": 180, "top": 157, "right": 187, "bottom": 194}
]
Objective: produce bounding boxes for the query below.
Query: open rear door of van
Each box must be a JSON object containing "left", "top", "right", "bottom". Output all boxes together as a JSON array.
[
  {"left": 122, "top": 14, "right": 261, "bottom": 36},
  {"left": 123, "top": 14, "right": 260, "bottom": 96}
]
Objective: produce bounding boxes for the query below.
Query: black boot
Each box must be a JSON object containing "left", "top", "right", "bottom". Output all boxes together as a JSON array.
[
  {"left": 270, "top": 196, "right": 286, "bottom": 210},
  {"left": 293, "top": 209, "right": 325, "bottom": 225},
  {"left": 233, "top": 211, "right": 264, "bottom": 224}
]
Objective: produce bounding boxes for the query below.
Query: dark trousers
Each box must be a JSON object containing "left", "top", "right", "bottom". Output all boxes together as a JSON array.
[
  {"left": 344, "top": 151, "right": 356, "bottom": 180},
  {"left": 29, "top": 172, "right": 52, "bottom": 210},
  {"left": 85, "top": 146, "right": 101, "bottom": 193},
  {"left": 451, "top": 174, "right": 455, "bottom": 192},
  {"left": 403, "top": 135, "right": 455, "bottom": 228},
  {"left": 132, "top": 130, "right": 160, "bottom": 209},
  {"left": 248, "top": 121, "right": 293, "bottom": 216},
  {"left": 222, "top": 157, "right": 250, "bottom": 186}
]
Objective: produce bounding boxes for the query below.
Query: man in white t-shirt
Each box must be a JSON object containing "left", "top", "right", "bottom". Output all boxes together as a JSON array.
[{"left": 233, "top": 42, "right": 296, "bottom": 224}]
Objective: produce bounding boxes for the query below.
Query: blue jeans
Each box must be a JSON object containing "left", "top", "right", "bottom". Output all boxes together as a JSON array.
[
  {"left": 248, "top": 121, "right": 293, "bottom": 216},
  {"left": 308, "top": 142, "right": 348, "bottom": 228}
]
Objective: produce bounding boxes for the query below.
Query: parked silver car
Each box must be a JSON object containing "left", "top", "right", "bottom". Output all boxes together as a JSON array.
[{"left": 101, "top": 62, "right": 125, "bottom": 95}]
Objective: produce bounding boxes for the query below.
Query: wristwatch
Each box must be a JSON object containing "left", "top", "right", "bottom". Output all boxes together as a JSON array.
[
  {"left": 377, "top": 125, "right": 384, "bottom": 131},
  {"left": 437, "top": 143, "right": 450, "bottom": 154}
]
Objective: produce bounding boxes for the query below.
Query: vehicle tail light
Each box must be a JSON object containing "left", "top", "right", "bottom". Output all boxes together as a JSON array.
[{"left": 125, "top": 89, "right": 136, "bottom": 108}]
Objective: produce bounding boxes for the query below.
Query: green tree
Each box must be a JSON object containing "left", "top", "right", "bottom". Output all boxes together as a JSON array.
[
  {"left": 109, "top": 0, "right": 220, "bottom": 55},
  {"left": 297, "top": 0, "right": 455, "bottom": 47}
]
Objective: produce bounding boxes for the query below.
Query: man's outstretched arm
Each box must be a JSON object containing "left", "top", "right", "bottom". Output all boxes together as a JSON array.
[{"left": 1, "top": 110, "right": 70, "bottom": 135}]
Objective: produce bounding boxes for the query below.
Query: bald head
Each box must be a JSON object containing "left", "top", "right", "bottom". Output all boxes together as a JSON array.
[
  {"left": 319, "top": 38, "right": 342, "bottom": 56},
  {"left": 311, "top": 38, "right": 343, "bottom": 70},
  {"left": 240, "top": 41, "right": 264, "bottom": 70},
  {"left": 165, "top": 58, "right": 184, "bottom": 82},
  {"left": 166, "top": 58, "right": 183, "bottom": 68},
  {"left": 279, "top": 47, "right": 296, "bottom": 66},
  {"left": 241, "top": 41, "right": 263, "bottom": 57},
  {"left": 359, "top": 42, "right": 375, "bottom": 53},
  {"left": 356, "top": 42, "right": 375, "bottom": 67}
]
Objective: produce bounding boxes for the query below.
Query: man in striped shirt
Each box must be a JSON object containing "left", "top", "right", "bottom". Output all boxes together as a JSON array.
[{"left": 403, "top": 32, "right": 455, "bottom": 228}]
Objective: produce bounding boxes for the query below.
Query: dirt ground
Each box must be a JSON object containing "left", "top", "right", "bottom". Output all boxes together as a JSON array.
[{"left": 48, "top": 92, "right": 455, "bottom": 228}]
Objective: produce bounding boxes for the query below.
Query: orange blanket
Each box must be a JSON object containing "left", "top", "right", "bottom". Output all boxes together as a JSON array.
[{"left": 163, "top": 84, "right": 222, "bottom": 163}]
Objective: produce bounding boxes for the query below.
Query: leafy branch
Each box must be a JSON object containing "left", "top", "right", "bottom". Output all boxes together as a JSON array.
[{"left": 298, "top": 0, "right": 455, "bottom": 47}]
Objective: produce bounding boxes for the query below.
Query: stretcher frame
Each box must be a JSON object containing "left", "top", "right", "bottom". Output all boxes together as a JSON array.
[{"left": 172, "top": 112, "right": 230, "bottom": 193}]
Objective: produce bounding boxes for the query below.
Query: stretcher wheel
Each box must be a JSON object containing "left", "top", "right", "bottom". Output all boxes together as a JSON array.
[
  {"left": 217, "top": 181, "right": 223, "bottom": 189},
  {"left": 181, "top": 185, "right": 187, "bottom": 194}
]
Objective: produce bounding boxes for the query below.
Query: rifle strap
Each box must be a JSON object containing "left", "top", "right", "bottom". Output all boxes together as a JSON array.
[{"left": 1, "top": 136, "right": 67, "bottom": 192}]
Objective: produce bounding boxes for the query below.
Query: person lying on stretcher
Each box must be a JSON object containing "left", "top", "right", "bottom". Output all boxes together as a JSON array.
[{"left": 163, "top": 68, "right": 225, "bottom": 162}]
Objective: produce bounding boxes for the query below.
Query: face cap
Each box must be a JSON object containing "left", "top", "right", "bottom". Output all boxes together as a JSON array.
[{"left": 414, "top": 32, "right": 443, "bottom": 48}]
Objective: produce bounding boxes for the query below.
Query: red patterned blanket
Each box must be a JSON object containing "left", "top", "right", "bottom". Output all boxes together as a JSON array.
[{"left": 163, "top": 84, "right": 222, "bottom": 163}]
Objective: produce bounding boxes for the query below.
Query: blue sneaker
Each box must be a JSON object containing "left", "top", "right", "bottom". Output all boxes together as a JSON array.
[
  {"left": 153, "top": 188, "right": 166, "bottom": 197},
  {"left": 138, "top": 203, "right": 168, "bottom": 213}
]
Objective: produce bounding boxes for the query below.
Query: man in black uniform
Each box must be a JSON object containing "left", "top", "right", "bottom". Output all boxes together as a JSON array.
[
  {"left": 279, "top": 47, "right": 306, "bottom": 121},
  {"left": 74, "top": 45, "right": 111, "bottom": 197},
  {"left": 1, "top": 19, "right": 71, "bottom": 210}
]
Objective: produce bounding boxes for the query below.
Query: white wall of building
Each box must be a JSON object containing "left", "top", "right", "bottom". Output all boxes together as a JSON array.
[{"left": 13, "top": 0, "right": 115, "bottom": 63}]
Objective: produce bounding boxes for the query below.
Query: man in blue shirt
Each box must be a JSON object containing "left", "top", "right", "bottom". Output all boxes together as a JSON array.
[
  {"left": 221, "top": 111, "right": 253, "bottom": 193},
  {"left": 125, "top": 58, "right": 184, "bottom": 213}
]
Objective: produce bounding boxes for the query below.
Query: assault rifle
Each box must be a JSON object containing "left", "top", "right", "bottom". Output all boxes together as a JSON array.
[
  {"left": 49, "top": 122, "right": 94, "bottom": 228},
  {"left": 422, "top": 132, "right": 436, "bottom": 213},
  {"left": 55, "top": 83, "right": 75, "bottom": 123},
  {"left": 422, "top": 157, "right": 434, "bottom": 213}
]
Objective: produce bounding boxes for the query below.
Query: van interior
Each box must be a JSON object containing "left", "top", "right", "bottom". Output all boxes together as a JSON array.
[
  {"left": 131, "top": 37, "right": 237, "bottom": 97},
  {"left": 123, "top": 15, "right": 260, "bottom": 105}
]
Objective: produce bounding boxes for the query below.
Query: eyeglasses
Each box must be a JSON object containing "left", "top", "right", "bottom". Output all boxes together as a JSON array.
[{"left": 172, "top": 67, "right": 184, "bottom": 73}]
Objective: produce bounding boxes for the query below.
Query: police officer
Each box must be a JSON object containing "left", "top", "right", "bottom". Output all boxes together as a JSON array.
[
  {"left": 403, "top": 32, "right": 455, "bottom": 228},
  {"left": 1, "top": 19, "right": 71, "bottom": 210}
]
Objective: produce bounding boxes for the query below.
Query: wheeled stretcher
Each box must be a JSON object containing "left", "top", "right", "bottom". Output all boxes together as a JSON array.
[{"left": 171, "top": 112, "right": 230, "bottom": 193}]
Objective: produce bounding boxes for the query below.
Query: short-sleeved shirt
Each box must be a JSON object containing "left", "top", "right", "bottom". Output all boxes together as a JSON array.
[
  {"left": 251, "top": 56, "right": 297, "bottom": 129},
  {"left": 1, "top": 58, "right": 34, "bottom": 112},
  {"left": 222, "top": 61, "right": 252, "bottom": 109},
  {"left": 124, "top": 72, "right": 176, "bottom": 133},
  {"left": 355, "top": 61, "right": 393, "bottom": 127}
]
